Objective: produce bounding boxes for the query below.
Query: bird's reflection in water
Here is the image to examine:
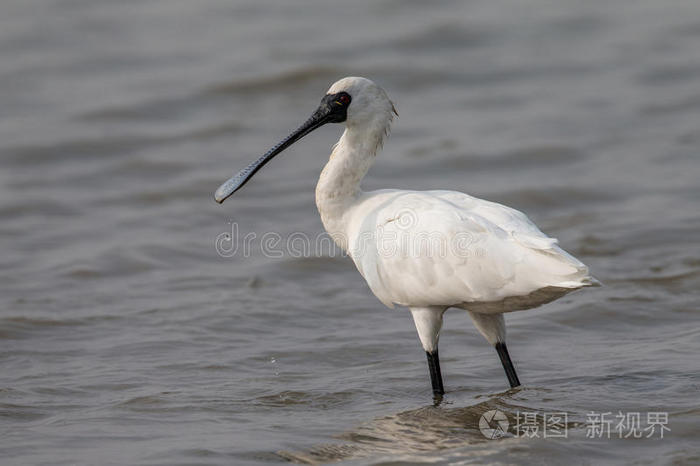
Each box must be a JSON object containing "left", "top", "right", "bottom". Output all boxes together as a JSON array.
[{"left": 278, "top": 391, "right": 568, "bottom": 464}]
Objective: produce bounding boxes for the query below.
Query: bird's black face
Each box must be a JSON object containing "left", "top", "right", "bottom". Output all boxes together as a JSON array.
[
  {"left": 318, "top": 91, "right": 352, "bottom": 123},
  {"left": 214, "top": 90, "right": 352, "bottom": 203}
]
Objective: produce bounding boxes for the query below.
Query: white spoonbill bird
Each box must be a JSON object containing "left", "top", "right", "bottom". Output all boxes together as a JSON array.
[{"left": 215, "top": 77, "right": 598, "bottom": 398}]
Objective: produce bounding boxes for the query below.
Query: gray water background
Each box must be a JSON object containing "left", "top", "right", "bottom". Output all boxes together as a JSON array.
[{"left": 1, "top": 0, "right": 699, "bottom": 464}]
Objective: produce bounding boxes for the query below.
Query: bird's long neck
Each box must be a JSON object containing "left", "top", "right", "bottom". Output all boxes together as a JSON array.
[{"left": 315, "top": 120, "right": 388, "bottom": 244}]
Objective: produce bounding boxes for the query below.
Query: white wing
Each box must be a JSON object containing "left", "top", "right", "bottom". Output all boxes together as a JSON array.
[{"left": 345, "top": 190, "right": 596, "bottom": 309}]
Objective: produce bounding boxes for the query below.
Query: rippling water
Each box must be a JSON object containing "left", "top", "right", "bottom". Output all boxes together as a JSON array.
[{"left": 1, "top": 0, "right": 699, "bottom": 464}]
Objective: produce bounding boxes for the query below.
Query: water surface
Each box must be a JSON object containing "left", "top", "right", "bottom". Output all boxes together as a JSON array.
[{"left": 1, "top": 0, "right": 699, "bottom": 464}]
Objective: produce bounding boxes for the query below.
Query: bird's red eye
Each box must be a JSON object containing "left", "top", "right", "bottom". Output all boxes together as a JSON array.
[{"left": 339, "top": 94, "right": 350, "bottom": 104}]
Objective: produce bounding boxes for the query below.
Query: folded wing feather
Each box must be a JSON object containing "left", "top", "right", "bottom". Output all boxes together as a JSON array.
[{"left": 347, "top": 190, "right": 594, "bottom": 309}]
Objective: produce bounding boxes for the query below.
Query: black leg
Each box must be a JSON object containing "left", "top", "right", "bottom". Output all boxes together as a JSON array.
[
  {"left": 425, "top": 350, "right": 445, "bottom": 398},
  {"left": 495, "top": 342, "right": 521, "bottom": 388}
]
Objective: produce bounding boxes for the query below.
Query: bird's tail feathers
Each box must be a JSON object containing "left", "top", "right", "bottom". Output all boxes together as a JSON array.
[{"left": 528, "top": 244, "right": 600, "bottom": 289}]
